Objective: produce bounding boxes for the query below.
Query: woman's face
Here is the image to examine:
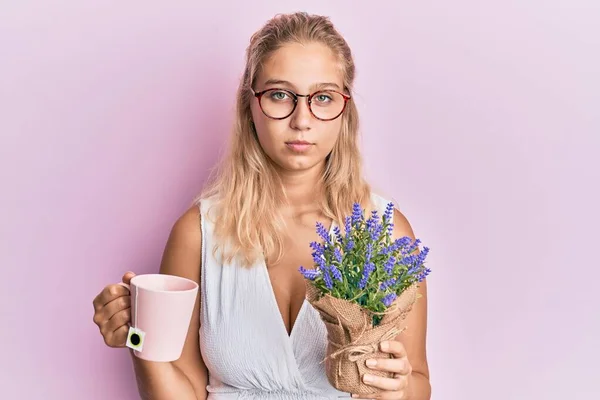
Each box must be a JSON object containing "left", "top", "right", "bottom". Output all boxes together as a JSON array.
[{"left": 251, "top": 41, "right": 346, "bottom": 173}]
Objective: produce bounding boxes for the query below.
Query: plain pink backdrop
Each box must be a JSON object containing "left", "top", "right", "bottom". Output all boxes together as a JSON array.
[{"left": 1, "top": 1, "right": 598, "bottom": 399}]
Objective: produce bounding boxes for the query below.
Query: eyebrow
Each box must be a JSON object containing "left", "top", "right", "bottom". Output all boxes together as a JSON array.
[{"left": 263, "top": 79, "right": 342, "bottom": 91}]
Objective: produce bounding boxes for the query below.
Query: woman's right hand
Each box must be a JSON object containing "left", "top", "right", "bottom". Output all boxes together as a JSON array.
[{"left": 92, "top": 271, "right": 136, "bottom": 347}]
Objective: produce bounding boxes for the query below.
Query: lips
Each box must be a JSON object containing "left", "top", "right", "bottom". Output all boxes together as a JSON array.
[
  {"left": 285, "top": 140, "right": 314, "bottom": 153},
  {"left": 285, "top": 140, "right": 312, "bottom": 145}
]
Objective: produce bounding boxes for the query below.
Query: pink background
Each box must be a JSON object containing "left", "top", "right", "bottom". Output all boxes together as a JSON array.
[{"left": 1, "top": 1, "right": 598, "bottom": 399}]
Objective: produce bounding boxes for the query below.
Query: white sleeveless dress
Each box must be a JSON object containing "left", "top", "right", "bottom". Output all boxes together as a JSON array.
[{"left": 198, "top": 193, "right": 391, "bottom": 399}]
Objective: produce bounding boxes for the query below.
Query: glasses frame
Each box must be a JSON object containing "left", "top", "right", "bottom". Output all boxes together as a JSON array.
[{"left": 251, "top": 88, "right": 351, "bottom": 121}]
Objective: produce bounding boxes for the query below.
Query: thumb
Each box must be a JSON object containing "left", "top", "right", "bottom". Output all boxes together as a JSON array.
[{"left": 122, "top": 271, "right": 136, "bottom": 285}]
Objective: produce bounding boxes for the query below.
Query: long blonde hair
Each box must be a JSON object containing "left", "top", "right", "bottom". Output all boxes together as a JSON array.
[{"left": 198, "top": 12, "right": 372, "bottom": 266}]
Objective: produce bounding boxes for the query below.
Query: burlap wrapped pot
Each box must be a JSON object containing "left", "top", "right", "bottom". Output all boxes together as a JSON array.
[{"left": 306, "top": 283, "right": 418, "bottom": 395}]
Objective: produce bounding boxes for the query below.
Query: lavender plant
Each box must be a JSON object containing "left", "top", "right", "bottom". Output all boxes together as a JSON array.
[{"left": 299, "top": 202, "right": 431, "bottom": 326}]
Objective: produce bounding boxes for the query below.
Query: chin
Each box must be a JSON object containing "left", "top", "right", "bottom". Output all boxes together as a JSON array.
[{"left": 279, "top": 156, "right": 326, "bottom": 172}]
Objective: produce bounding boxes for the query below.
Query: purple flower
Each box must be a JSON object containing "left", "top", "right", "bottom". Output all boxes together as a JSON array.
[
  {"left": 384, "top": 256, "right": 396, "bottom": 275},
  {"left": 403, "top": 238, "right": 422, "bottom": 255},
  {"left": 382, "top": 293, "right": 397, "bottom": 307},
  {"left": 379, "top": 277, "right": 397, "bottom": 290},
  {"left": 405, "top": 247, "right": 430, "bottom": 279},
  {"left": 359, "top": 245, "right": 375, "bottom": 289},
  {"left": 299, "top": 266, "right": 321, "bottom": 280},
  {"left": 351, "top": 203, "right": 363, "bottom": 224},
  {"left": 323, "top": 268, "right": 334, "bottom": 289},
  {"left": 316, "top": 222, "right": 330, "bottom": 243},
  {"left": 330, "top": 264, "right": 343, "bottom": 282},
  {"left": 344, "top": 216, "right": 352, "bottom": 239},
  {"left": 310, "top": 241, "right": 326, "bottom": 268},
  {"left": 358, "top": 262, "right": 375, "bottom": 289},
  {"left": 346, "top": 239, "right": 355, "bottom": 252},
  {"left": 417, "top": 246, "right": 430, "bottom": 265},
  {"left": 333, "top": 226, "right": 343, "bottom": 244},
  {"left": 297, "top": 200, "right": 431, "bottom": 304},
  {"left": 334, "top": 247, "right": 343, "bottom": 263},
  {"left": 366, "top": 210, "right": 383, "bottom": 241},
  {"left": 417, "top": 267, "right": 431, "bottom": 282},
  {"left": 384, "top": 236, "right": 412, "bottom": 255},
  {"left": 371, "top": 222, "right": 383, "bottom": 241},
  {"left": 384, "top": 203, "right": 395, "bottom": 235},
  {"left": 365, "top": 243, "right": 373, "bottom": 263},
  {"left": 310, "top": 241, "right": 324, "bottom": 255},
  {"left": 358, "top": 244, "right": 374, "bottom": 288},
  {"left": 402, "top": 255, "right": 418, "bottom": 269},
  {"left": 366, "top": 210, "right": 378, "bottom": 232}
]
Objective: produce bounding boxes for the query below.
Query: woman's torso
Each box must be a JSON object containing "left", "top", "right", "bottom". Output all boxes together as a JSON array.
[{"left": 197, "top": 193, "right": 390, "bottom": 399}]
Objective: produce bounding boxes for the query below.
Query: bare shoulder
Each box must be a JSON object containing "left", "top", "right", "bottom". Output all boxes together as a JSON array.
[
  {"left": 392, "top": 207, "right": 416, "bottom": 241},
  {"left": 159, "top": 204, "right": 203, "bottom": 283},
  {"left": 171, "top": 204, "right": 202, "bottom": 243},
  {"left": 370, "top": 190, "right": 416, "bottom": 241}
]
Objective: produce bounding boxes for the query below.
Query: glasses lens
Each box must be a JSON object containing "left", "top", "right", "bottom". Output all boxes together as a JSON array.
[
  {"left": 310, "top": 91, "right": 346, "bottom": 120},
  {"left": 259, "top": 89, "right": 296, "bottom": 119}
]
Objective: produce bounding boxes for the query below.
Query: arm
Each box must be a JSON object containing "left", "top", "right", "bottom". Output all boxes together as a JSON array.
[
  {"left": 131, "top": 205, "right": 209, "bottom": 400},
  {"left": 392, "top": 208, "right": 431, "bottom": 400}
]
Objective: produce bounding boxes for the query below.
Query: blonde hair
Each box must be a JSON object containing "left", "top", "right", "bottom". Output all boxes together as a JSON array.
[{"left": 198, "top": 12, "right": 372, "bottom": 266}]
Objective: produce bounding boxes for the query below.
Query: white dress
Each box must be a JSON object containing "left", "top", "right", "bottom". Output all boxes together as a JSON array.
[{"left": 198, "top": 193, "right": 391, "bottom": 399}]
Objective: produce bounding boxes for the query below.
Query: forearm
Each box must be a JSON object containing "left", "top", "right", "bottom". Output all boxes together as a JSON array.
[
  {"left": 406, "top": 372, "right": 431, "bottom": 400},
  {"left": 130, "top": 351, "right": 203, "bottom": 400}
]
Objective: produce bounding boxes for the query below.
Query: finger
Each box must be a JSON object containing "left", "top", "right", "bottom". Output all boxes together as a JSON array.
[
  {"left": 94, "top": 294, "right": 130, "bottom": 330},
  {"left": 122, "top": 271, "right": 136, "bottom": 285},
  {"left": 104, "top": 305, "right": 131, "bottom": 333},
  {"left": 366, "top": 357, "right": 412, "bottom": 375},
  {"left": 352, "top": 389, "right": 406, "bottom": 399},
  {"left": 93, "top": 284, "right": 130, "bottom": 311},
  {"left": 101, "top": 307, "right": 131, "bottom": 341},
  {"left": 362, "top": 373, "right": 408, "bottom": 392},
  {"left": 104, "top": 324, "right": 130, "bottom": 348},
  {"left": 102, "top": 293, "right": 131, "bottom": 320},
  {"left": 381, "top": 340, "right": 407, "bottom": 359},
  {"left": 94, "top": 284, "right": 130, "bottom": 311}
]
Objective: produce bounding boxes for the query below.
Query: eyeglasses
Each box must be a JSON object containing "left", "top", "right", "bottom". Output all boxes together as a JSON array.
[{"left": 251, "top": 88, "right": 351, "bottom": 121}]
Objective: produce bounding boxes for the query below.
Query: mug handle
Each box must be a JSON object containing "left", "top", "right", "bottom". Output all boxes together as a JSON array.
[{"left": 116, "top": 282, "right": 145, "bottom": 351}]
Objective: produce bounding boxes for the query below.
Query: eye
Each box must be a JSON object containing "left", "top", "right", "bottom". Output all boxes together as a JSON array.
[
  {"left": 313, "top": 92, "right": 333, "bottom": 103},
  {"left": 269, "top": 90, "right": 291, "bottom": 101}
]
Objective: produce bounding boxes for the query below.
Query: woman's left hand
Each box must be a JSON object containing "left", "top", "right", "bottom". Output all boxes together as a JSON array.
[{"left": 352, "top": 340, "right": 411, "bottom": 399}]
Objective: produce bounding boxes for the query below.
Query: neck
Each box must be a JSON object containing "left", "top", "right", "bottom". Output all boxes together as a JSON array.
[{"left": 277, "top": 163, "right": 325, "bottom": 210}]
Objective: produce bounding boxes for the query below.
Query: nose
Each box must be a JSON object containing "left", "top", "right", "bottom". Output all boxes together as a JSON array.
[{"left": 290, "top": 96, "right": 312, "bottom": 131}]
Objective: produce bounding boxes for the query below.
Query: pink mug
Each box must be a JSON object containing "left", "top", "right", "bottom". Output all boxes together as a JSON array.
[{"left": 118, "top": 274, "right": 199, "bottom": 362}]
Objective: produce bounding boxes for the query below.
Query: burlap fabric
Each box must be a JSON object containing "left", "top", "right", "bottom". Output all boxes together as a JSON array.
[{"left": 306, "top": 283, "right": 418, "bottom": 395}]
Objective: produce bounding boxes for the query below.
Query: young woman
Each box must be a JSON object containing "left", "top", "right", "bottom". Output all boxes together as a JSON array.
[{"left": 92, "top": 12, "right": 431, "bottom": 400}]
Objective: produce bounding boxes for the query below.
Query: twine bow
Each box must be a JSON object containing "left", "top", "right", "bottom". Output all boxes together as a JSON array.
[
  {"left": 308, "top": 284, "right": 418, "bottom": 392},
  {"left": 320, "top": 300, "right": 406, "bottom": 363},
  {"left": 326, "top": 326, "right": 403, "bottom": 361}
]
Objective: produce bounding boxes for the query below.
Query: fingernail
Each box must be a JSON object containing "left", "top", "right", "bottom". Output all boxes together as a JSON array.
[
  {"left": 380, "top": 341, "right": 389, "bottom": 351},
  {"left": 363, "top": 374, "right": 374, "bottom": 383},
  {"left": 366, "top": 359, "right": 377, "bottom": 367},
  {"left": 351, "top": 395, "right": 359, "bottom": 398},
  {"left": 398, "top": 359, "right": 406, "bottom": 370}
]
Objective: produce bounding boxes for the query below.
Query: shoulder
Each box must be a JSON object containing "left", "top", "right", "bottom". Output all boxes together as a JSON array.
[
  {"left": 392, "top": 207, "right": 416, "bottom": 241},
  {"left": 370, "top": 191, "right": 416, "bottom": 241},
  {"left": 158, "top": 203, "right": 203, "bottom": 281},
  {"left": 170, "top": 204, "right": 202, "bottom": 246}
]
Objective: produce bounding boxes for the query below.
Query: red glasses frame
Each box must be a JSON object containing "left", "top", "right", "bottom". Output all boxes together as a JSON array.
[{"left": 251, "top": 88, "right": 351, "bottom": 121}]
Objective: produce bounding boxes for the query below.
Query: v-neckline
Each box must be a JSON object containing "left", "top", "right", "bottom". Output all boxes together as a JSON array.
[{"left": 261, "top": 218, "right": 337, "bottom": 339}]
